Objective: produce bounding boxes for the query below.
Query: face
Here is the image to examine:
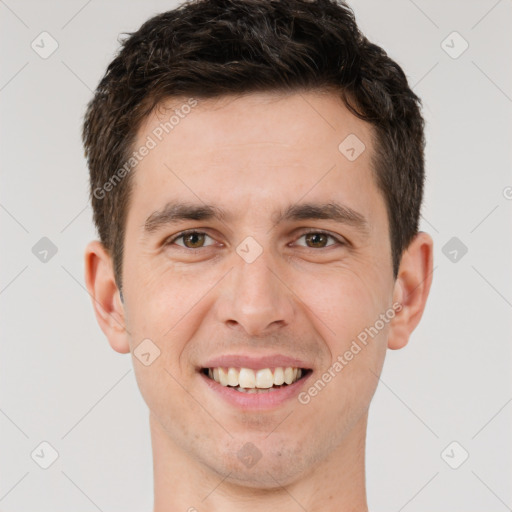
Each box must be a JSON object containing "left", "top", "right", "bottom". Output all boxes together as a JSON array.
[{"left": 93, "top": 91, "right": 416, "bottom": 487}]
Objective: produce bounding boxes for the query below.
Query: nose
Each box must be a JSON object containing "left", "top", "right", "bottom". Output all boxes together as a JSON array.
[{"left": 216, "top": 249, "right": 295, "bottom": 337}]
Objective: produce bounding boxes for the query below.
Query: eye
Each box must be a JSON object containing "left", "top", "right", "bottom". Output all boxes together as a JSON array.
[
  {"left": 166, "top": 230, "right": 216, "bottom": 249},
  {"left": 295, "top": 230, "right": 344, "bottom": 249},
  {"left": 164, "top": 229, "right": 345, "bottom": 251}
]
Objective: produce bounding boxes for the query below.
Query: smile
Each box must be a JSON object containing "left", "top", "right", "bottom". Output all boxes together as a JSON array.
[
  {"left": 202, "top": 366, "right": 310, "bottom": 393},
  {"left": 198, "top": 353, "right": 314, "bottom": 409}
]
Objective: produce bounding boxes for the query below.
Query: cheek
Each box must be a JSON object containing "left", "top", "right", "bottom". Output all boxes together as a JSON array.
[
  {"left": 298, "top": 322, "right": 388, "bottom": 441},
  {"left": 132, "top": 358, "right": 196, "bottom": 443},
  {"left": 293, "top": 266, "right": 390, "bottom": 403},
  {"left": 293, "top": 266, "right": 389, "bottom": 347},
  {"left": 125, "top": 261, "right": 190, "bottom": 335}
]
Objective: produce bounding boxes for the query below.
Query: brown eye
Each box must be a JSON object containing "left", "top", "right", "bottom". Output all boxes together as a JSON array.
[
  {"left": 182, "top": 232, "right": 206, "bottom": 248},
  {"left": 304, "top": 232, "right": 329, "bottom": 248},
  {"left": 296, "top": 231, "right": 341, "bottom": 249},
  {"left": 167, "top": 231, "right": 215, "bottom": 249}
]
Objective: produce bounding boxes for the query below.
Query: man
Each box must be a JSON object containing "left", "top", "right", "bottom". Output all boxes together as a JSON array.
[{"left": 83, "top": 0, "right": 433, "bottom": 509}]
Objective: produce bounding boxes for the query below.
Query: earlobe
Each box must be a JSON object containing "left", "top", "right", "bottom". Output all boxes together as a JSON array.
[
  {"left": 387, "top": 231, "right": 434, "bottom": 350},
  {"left": 84, "top": 240, "right": 130, "bottom": 354}
]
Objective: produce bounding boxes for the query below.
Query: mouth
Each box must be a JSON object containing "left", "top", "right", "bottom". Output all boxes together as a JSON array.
[{"left": 200, "top": 366, "right": 312, "bottom": 393}]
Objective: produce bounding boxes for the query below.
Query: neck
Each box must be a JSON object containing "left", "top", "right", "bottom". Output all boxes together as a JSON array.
[{"left": 151, "top": 412, "right": 369, "bottom": 512}]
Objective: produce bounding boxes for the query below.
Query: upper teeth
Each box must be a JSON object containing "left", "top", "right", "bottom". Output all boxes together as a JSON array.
[{"left": 208, "top": 367, "right": 303, "bottom": 388}]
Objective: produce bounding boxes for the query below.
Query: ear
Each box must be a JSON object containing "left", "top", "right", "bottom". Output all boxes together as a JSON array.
[
  {"left": 388, "top": 232, "right": 434, "bottom": 350},
  {"left": 84, "top": 240, "right": 130, "bottom": 354}
]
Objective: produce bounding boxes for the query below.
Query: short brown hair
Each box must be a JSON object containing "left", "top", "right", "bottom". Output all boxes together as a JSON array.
[{"left": 82, "top": 0, "right": 425, "bottom": 290}]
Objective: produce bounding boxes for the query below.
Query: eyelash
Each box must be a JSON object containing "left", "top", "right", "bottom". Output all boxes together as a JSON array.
[{"left": 165, "top": 229, "right": 346, "bottom": 250}]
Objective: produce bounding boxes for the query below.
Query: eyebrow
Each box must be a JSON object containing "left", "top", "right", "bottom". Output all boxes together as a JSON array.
[
  {"left": 144, "top": 202, "right": 229, "bottom": 233},
  {"left": 143, "top": 200, "right": 370, "bottom": 235}
]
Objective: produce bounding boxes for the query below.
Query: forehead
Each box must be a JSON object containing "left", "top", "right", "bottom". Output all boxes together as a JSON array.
[
  {"left": 128, "top": 90, "right": 385, "bottom": 232},
  {"left": 138, "top": 90, "right": 372, "bottom": 161}
]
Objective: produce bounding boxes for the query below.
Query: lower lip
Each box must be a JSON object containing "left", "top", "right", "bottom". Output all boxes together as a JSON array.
[{"left": 199, "top": 371, "right": 312, "bottom": 411}]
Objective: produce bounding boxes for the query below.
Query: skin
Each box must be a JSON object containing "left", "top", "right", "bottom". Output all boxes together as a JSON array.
[{"left": 85, "top": 90, "right": 433, "bottom": 511}]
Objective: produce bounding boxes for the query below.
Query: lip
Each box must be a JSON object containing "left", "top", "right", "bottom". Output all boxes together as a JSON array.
[
  {"left": 199, "top": 369, "right": 313, "bottom": 411},
  {"left": 199, "top": 353, "right": 312, "bottom": 371}
]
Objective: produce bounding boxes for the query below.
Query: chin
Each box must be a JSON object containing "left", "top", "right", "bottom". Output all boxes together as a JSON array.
[{"left": 203, "top": 438, "right": 310, "bottom": 489}]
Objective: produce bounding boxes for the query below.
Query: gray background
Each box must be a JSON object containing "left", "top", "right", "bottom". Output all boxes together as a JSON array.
[{"left": 1, "top": 0, "right": 511, "bottom": 510}]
